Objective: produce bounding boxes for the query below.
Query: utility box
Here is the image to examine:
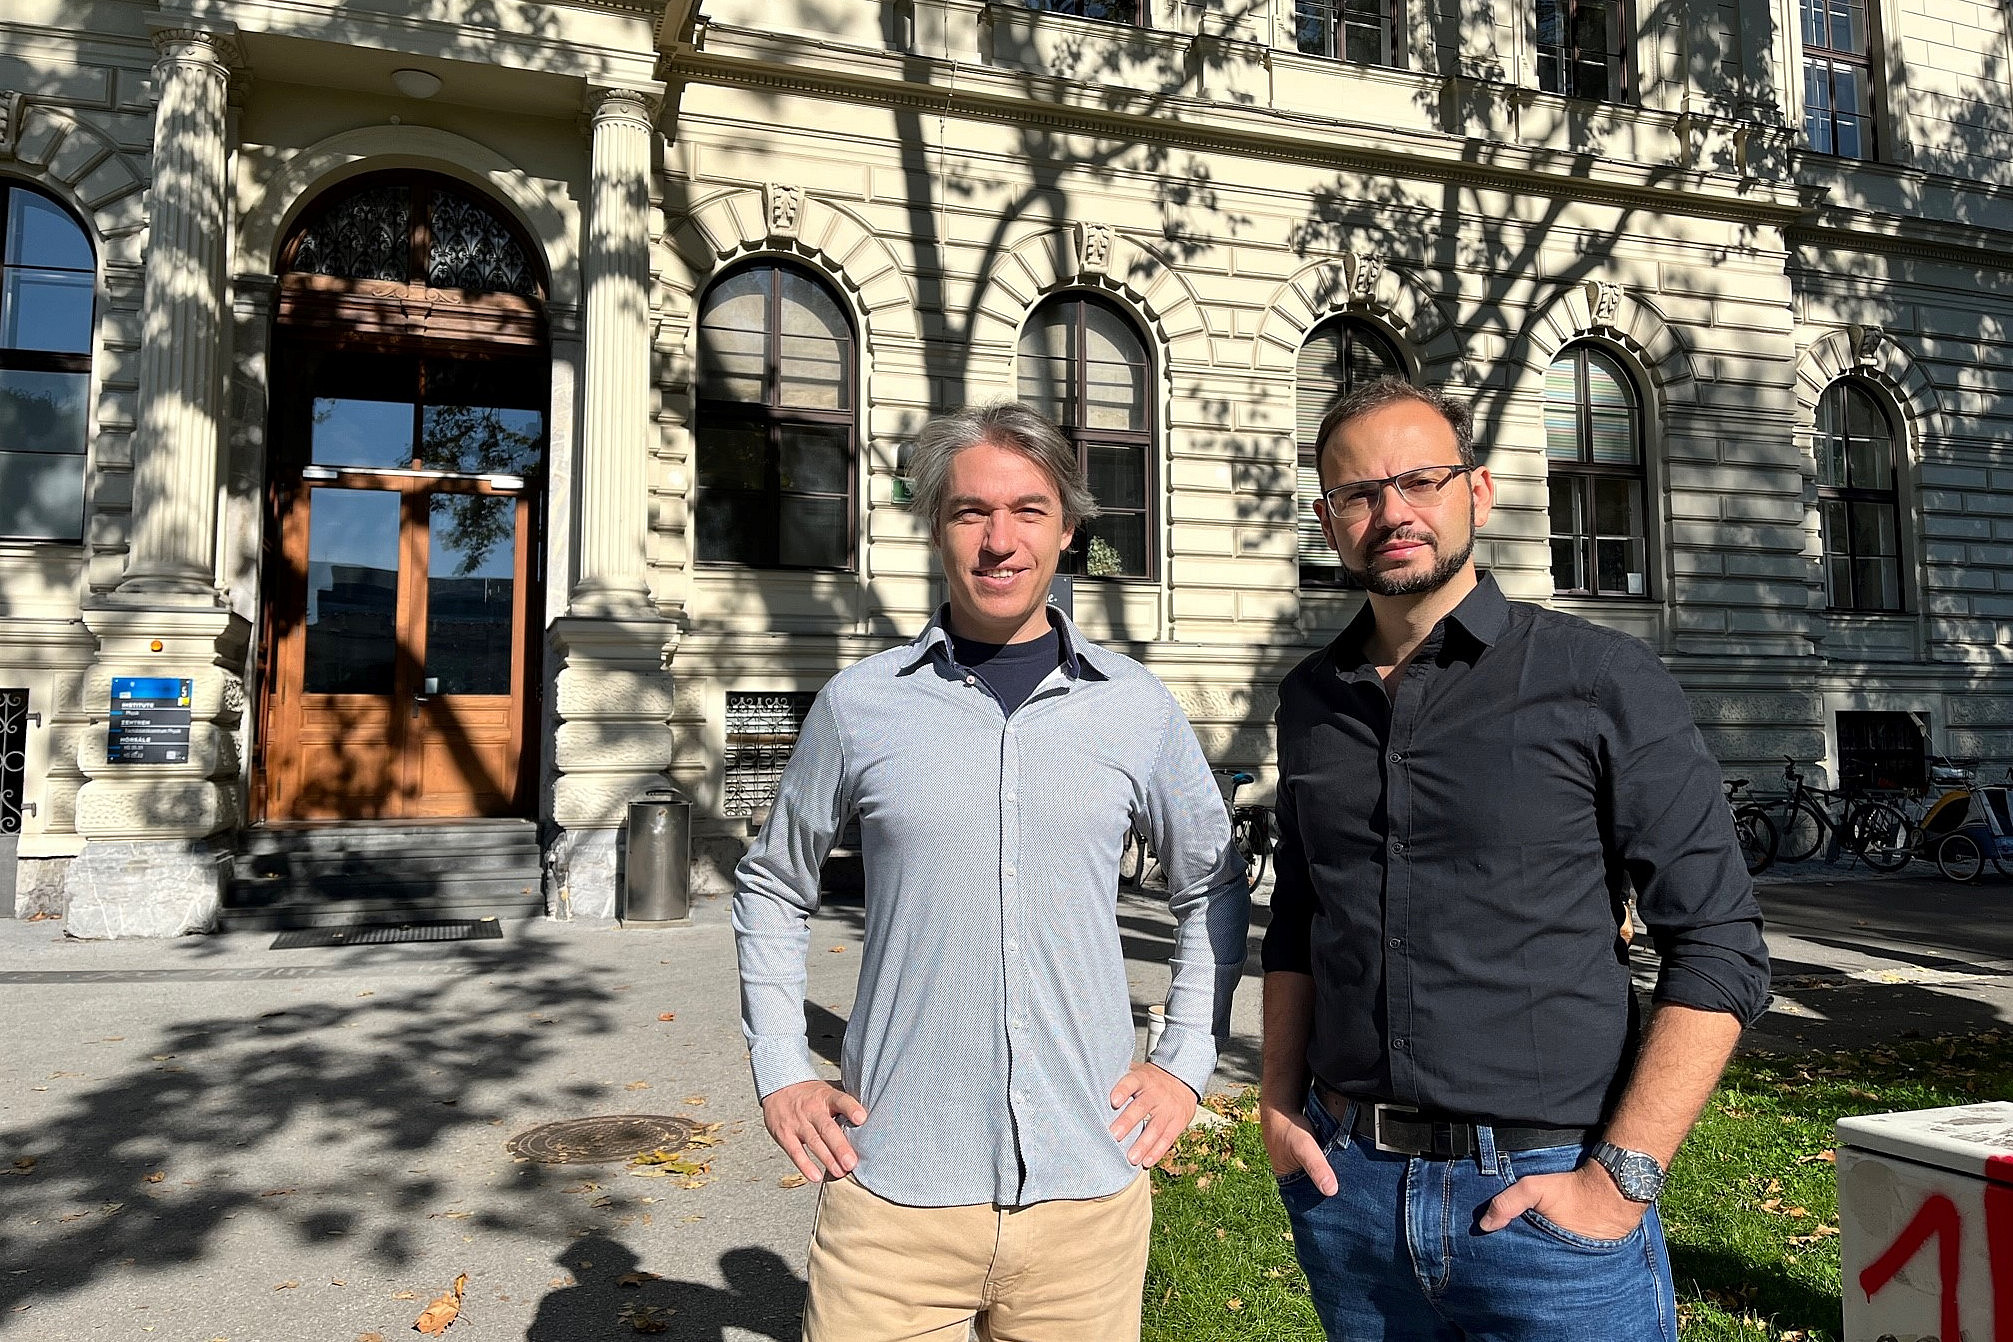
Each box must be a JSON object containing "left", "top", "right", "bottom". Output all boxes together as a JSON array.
[
  {"left": 1837, "top": 1101, "right": 2013, "bottom": 1342},
  {"left": 621, "top": 790, "right": 692, "bottom": 927}
]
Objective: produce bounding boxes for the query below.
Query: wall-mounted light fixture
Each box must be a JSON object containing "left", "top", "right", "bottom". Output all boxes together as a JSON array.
[{"left": 390, "top": 68, "right": 443, "bottom": 99}]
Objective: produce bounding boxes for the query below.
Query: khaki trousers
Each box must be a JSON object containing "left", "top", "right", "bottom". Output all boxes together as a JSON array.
[{"left": 801, "top": 1171, "right": 1153, "bottom": 1342}]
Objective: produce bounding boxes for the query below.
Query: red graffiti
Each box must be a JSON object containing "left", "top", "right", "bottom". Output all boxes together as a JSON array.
[
  {"left": 1989, "top": 1156, "right": 2013, "bottom": 1342},
  {"left": 1859, "top": 1192, "right": 1962, "bottom": 1342}
]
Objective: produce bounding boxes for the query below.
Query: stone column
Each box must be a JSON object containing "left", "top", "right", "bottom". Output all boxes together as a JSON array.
[
  {"left": 572, "top": 86, "right": 659, "bottom": 614},
  {"left": 62, "top": 25, "right": 248, "bottom": 936},
  {"left": 119, "top": 27, "right": 232, "bottom": 599},
  {"left": 545, "top": 84, "right": 679, "bottom": 921}
]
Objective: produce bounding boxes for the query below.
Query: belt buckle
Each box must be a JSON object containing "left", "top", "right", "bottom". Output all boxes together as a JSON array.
[{"left": 1370, "top": 1103, "right": 1410, "bottom": 1155}]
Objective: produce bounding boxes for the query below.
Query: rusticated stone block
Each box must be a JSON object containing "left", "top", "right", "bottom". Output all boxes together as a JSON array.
[{"left": 61, "top": 839, "right": 226, "bottom": 938}]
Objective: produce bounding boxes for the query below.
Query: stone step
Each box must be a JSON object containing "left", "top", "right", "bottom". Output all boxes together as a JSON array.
[
  {"left": 237, "top": 819, "right": 538, "bottom": 859},
  {"left": 231, "top": 845, "right": 540, "bottom": 882},
  {"left": 217, "top": 884, "right": 548, "bottom": 931}
]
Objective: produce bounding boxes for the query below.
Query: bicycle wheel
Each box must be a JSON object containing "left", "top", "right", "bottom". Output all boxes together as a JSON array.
[
  {"left": 1734, "top": 807, "right": 1776, "bottom": 876},
  {"left": 1774, "top": 800, "right": 1827, "bottom": 864},
  {"left": 1849, "top": 801, "right": 1915, "bottom": 874},
  {"left": 1936, "top": 832, "right": 1984, "bottom": 883},
  {"left": 1231, "top": 815, "right": 1268, "bottom": 891}
]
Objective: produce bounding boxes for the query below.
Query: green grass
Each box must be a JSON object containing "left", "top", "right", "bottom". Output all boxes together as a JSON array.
[{"left": 1142, "top": 1031, "right": 2013, "bottom": 1341}]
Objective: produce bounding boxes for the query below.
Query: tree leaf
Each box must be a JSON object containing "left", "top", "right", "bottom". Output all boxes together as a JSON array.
[{"left": 412, "top": 1273, "right": 467, "bottom": 1336}]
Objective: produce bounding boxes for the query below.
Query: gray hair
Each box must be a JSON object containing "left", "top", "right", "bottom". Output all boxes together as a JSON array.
[
  {"left": 1315, "top": 376, "right": 1477, "bottom": 481},
  {"left": 906, "top": 402, "right": 1101, "bottom": 539}
]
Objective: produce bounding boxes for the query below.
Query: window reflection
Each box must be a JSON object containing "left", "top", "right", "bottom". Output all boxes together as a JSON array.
[
  {"left": 304, "top": 489, "right": 402, "bottom": 694},
  {"left": 426, "top": 494, "right": 515, "bottom": 695}
]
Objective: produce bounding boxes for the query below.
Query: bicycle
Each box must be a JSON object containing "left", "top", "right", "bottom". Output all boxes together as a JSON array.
[
  {"left": 1723, "top": 778, "right": 1777, "bottom": 877},
  {"left": 1218, "top": 769, "right": 1274, "bottom": 893},
  {"left": 1759, "top": 758, "right": 1912, "bottom": 872},
  {"left": 1117, "top": 769, "right": 1273, "bottom": 892}
]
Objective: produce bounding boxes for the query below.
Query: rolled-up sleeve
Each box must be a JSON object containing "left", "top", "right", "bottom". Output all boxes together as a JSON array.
[
  {"left": 1596, "top": 639, "right": 1771, "bottom": 1025},
  {"left": 1141, "top": 701, "right": 1247, "bottom": 1094},
  {"left": 732, "top": 690, "right": 853, "bottom": 1099}
]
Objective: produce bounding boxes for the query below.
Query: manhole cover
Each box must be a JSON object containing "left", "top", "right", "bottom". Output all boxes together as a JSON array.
[{"left": 508, "top": 1115, "right": 699, "bottom": 1165}]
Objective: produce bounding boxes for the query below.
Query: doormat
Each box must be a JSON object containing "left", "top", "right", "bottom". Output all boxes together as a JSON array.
[{"left": 269, "top": 918, "right": 505, "bottom": 950}]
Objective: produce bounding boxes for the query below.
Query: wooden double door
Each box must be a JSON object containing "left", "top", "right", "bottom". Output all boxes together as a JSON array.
[{"left": 259, "top": 348, "right": 545, "bottom": 821}]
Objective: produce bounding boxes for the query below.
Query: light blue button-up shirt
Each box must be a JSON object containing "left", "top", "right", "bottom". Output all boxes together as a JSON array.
[{"left": 733, "top": 608, "right": 1249, "bottom": 1208}]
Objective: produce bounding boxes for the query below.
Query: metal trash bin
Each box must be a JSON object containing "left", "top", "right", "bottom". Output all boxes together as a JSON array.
[{"left": 622, "top": 789, "right": 691, "bottom": 926}]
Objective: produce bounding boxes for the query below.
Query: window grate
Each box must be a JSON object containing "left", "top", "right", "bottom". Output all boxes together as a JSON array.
[
  {"left": 0, "top": 689, "right": 26, "bottom": 836},
  {"left": 723, "top": 692, "right": 820, "bottom": 818}
]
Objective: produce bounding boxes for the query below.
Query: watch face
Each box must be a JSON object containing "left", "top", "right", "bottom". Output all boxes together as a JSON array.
[
  {"left": 1617, "top": 1153, "right": 1662, "bottom": 1199},
  {"left": 1597, "top": 1143, "right": 1665, "bottom": 1201}
]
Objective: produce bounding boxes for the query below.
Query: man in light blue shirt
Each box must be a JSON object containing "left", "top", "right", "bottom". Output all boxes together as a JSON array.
[{"left": 733, "top": 401, "right": 1248, "bottom": 1341}]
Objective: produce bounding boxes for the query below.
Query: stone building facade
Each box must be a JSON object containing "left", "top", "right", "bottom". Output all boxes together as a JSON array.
[{"left": 0, "top": 0, "right": 2006, "bottom": 932}]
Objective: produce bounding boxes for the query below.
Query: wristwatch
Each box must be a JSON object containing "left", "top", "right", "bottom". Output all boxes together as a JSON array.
[{"left": 1589, "top": 1141, "right": 1667, "bottom": 1203}]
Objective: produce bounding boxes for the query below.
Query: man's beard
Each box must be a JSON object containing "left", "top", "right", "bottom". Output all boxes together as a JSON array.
[{"left": 1341, "top": 517, "right": 1475, "bottom": 597}]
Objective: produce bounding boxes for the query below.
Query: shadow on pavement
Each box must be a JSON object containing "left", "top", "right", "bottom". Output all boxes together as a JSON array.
[
  {"left": 0, "top": 934, "right": 620, "bottom": 1319},
  {"left": 526, "top": 1235, "right": 803, "bottom": 1341}
]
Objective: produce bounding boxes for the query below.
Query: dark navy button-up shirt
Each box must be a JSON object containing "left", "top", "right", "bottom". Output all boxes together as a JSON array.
[{"left": 1262, "top": 575, "right": 1770, "bottom": 1128}]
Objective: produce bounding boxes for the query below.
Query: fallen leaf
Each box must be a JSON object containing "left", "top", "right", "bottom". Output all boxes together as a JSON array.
[
  {"left": 548, "top": 1277, "right": 573, "bottom": 1288},
  {"left": 616, "top": 1271, "right": 663, "bottom": 1288},
  {"left": 778, "top": 1174, "right": 808, "bottom": 1189},
  {"left": 8, "top": 1158, "right": 35, "bottom": 1176},
  {"left": 359, "top": 1334, "right": 385, "bottom": 1342},
  {"left": 1794, "top": 1149, "right": 1837, "bottom": 1165},
  {"left": 260, "top": 1188, "right": 296, "bottom": 1198},
  {"left": 657, "top": 1013, "right": 676, "bottom": 1022},
  {"left": 428, "top": 1210, "right": 473, "bottom": 1220},
  {"left": 143, "top": 1171, "right": 164, "bottom": 1184},
  {"left": 618, "top": 1303, "right": 674, "bottom": 1333},
  {"left": 412, "top": 1273, "right": 467, "bottom": 1336},
  {"left": 392, "top": 1291, "right": 417, "bottom": 1301},
  {"left": 682, "top": 1096, "right": 707, "bottom": 1107},
  {"left": 624, "top": 1081, "right": 651, "bottom": 1091},
  {"left": 1226, "top": 1298, "right": 1244, "bottom": 1311},
  {"left": 273, "top": 1280, "right": 300, "bottom": 1291},
  {"left": 331, "top": 1278, "right": 347, "bottom": 1286},
  {"left": 828, "top": 946, "right": 846, "bottom": 954}
]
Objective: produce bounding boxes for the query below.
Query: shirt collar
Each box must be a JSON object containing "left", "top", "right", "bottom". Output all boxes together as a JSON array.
[
  {"left": 899, "top": 604, "right": 1112, "bottom": 681},
  {"left": 1330, "top": 572, "right": 1509, "bottom": 672}
]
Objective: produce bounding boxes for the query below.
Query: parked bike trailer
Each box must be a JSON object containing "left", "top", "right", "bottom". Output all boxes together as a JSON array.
[{"left": 1922, "top": 787, "right": 2012, "bottom": 882}]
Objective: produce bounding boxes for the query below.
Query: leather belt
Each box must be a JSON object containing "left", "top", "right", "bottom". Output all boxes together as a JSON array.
[{"left": 1317, "top": 1084, "right": 1593, "bottom": 1160}]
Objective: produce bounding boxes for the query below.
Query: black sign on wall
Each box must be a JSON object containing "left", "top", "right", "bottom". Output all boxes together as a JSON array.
[{"left": 109, "top": 677, "right": 194, "bottom": 765}]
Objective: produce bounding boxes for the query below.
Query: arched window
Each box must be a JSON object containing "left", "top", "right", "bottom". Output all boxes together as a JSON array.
[
  {"left": 1297, "top": 318, "right": 1405, "bottom": 587},
  {"left": 1816, "top": 379, "right": 1902, "bottom": 611},
  {"left": 694, "top": 262, "right": 857, "bottom": 571},
  {"left": 1545, "top": 344, "right": 1648, "bottom": 597},
  {"left": 0, "top": 183, "right": 93, "bottom": 541},
  {"left": 1018, "top": 292, "right": 1154, "bottom": 579}
]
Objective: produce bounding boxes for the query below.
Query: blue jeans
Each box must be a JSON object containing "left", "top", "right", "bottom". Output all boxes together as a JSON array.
[{"left": 1276, "top": 1087, "right": 1676, "bottom": 1342}]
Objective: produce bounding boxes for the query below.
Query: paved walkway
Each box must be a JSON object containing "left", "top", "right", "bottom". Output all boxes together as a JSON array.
[{"left": 1, "top": 862, "right": 2006, "bottom": 1341}]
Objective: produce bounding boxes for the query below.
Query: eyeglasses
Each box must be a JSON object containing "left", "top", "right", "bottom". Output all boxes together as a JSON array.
[{"left": 1320, "top": 464, "right": 1474, "bottom": 521}]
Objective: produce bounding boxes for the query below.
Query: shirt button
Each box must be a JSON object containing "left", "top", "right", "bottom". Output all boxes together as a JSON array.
[
  {"left": 964, "top": 674, "right": 976, "bottom": 687},
  {"left": 1390, "top": 840, "right": 1406, "bottom": 854},
  {"left": 1004, "top": 866, "right": 1016, "bottom": 877},
  {"left": 1388, "top": 937, "right": 1402, "bottom": 949},
  {"left": 1392, "top": 1038, "right": 1407, "bottom": 1051},
  {"left": 1388, "top": 751, "right": 1404, "bottom": 763}
]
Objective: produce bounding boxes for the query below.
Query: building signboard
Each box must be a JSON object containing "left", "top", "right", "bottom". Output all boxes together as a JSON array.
[{"left": 108, "top": 677, "right": 193, "bottom": 765}]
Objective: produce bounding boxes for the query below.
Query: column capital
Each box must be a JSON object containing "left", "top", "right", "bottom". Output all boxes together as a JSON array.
[
  {"left": 586, "top": 84, "right": 663, "bottom": 128},
  {"left": 147, "top": 23, "right": 243, "bottom": 68}
]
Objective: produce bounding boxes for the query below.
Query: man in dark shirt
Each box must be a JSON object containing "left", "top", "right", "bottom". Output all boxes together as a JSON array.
[{"left": 1260, "top": 377, "right": 1770, "bottom": 1341}]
